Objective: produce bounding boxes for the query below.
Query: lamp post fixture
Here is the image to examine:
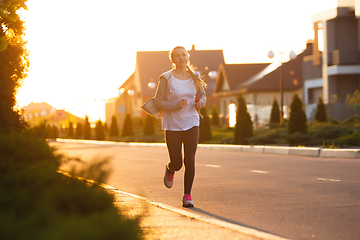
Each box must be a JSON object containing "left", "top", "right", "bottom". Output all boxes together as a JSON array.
[
  {"left": 268, "top": 45, "right": 297, "bottom": 123},
  {"left": 148, "top": 78, "right": 156, "bottom": 89}
]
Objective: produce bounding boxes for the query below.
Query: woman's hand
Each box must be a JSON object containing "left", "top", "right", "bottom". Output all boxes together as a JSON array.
[
  {"left": 195, "top": 99, "right": 204, "bottom": 110},
  {"left": 179, "top": 99, "right": 188, "bottom": 109}
]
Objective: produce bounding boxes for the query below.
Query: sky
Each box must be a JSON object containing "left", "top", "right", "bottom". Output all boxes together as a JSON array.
[{"left": 16, "top": 0, "right": 338, "bottom": 122}]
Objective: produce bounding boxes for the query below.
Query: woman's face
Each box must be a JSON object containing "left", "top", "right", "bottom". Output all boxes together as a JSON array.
[{"left": 171, "top": 47, "right": 188, "bottom": 68}]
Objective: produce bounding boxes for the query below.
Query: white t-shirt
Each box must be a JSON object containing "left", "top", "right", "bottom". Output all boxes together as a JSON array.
[{"left": 163, "top": 76, "right": 199, "bottom": 131}]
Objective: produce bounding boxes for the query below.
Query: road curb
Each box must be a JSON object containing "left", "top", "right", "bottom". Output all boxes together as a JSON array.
[{"left": 54, "top": 138, "right": 360, "bottom": 158}]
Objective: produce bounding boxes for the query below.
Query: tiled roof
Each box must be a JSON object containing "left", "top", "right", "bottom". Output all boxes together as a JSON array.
[
  {"left": 240, "top": 44, "right": 314, "bottom": 92},
  {"left": 214, "top": 63, "right": 270, "bottom": 95},
  {"left": 22, "top": 102, "right": 56, "bottom": 112},
  {"left": 213, "top": 43, "right": 315, "bottom": 95}
]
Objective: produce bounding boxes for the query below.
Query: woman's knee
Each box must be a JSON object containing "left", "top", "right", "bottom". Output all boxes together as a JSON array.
[{"left": 172, "top": 161, "right": 183, "bottom": 171}]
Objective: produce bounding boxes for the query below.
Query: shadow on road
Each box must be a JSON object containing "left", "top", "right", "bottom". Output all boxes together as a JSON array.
[{"left": 188, "top": 207, "right": 280, "bottom": 237}]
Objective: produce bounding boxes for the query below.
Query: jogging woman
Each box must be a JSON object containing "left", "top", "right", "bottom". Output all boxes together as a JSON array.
[{"left": 153, "top": 46, "right": 206, "bottom": 207}]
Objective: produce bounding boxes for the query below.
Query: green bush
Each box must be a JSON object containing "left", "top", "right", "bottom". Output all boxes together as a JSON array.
[
  {"left": 75, "top": 122, "right": 83, "bottom": 138},
  {"left": 122, "top": 114, "right": 134, "bottom": 137},
  {"left": 199, "top": 107, "right": 212, "bottom": 143},
  {"left": 288, "top": 93, "right": 307, "bottom": 134},
  {"left": 234, "top": 92, "right": 253, "bottom": 144},
  {"left": 143, "top": 114, "right": 155, "bottom": 136},
  {"left": 335, "top": 131, "right": 360, "bottom": 147},
  {"left": 0, "top": 132, "right": 143, "bottom": 240},
  {"left": 68, "top": 121, "right": 74, "bottom": 137},
  {"left": 269, "top": 99, "right": 280, "bottom": 124},
  {"left": 211, "top": 105, "right": 220, "bottom": 126},
  {"left": 95, "top": 120, "right": 105, "bottom": 140},
  {"left": 315, "top": 96, "right": 327, "bottom": 122},
  {"left": 109, "top": 115, "right": 119, "bottom": 137},
  {"left": 84, "top": 116, "right": 91, "bottom": 140},
  {"left": 286, "top": 132, "right": 312, "bottom": 146}
]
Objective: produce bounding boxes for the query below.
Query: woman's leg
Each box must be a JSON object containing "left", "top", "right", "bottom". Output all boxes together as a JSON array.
[
  {"left": 182, "top": 126, "right": 199, "bottom": 195},
  {"left": 165, "top": 130, "right": 183, "bottom": 174}
]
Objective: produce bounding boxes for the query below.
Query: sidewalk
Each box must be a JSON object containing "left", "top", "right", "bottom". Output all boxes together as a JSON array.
[{"left": 105, "top": 184, "right": 289, "bottom": 240}]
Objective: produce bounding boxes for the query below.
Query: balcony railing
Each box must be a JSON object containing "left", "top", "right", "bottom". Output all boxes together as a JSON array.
[{"left": 330, "top": 49, "right": 359, "bottom": 65}]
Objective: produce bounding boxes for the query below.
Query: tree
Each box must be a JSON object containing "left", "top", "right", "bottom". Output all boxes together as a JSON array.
[
  {"left": 211, "top": 104, "right": 220, "bottom": 126},
  {"left": 288, "top": 93, "right": 307, "bottom": 134},
  {"left": 50, "top": 125, "right": 59, "bottom": 139},
  {"left": 270, "top": 99, "right": 280, "bottom": 124},
  {"left": 109, "top": 115, "right": 119, "bottom": 137},
  {"left": 84, "top": 116, "right": 91, "bottom": 140},
  {"left": 95, "top": 120, "right": 105, "bottom": 140},
  {"left": 234, "top": 92, "right": 253, "bottom": 144},
  {"left": 67, "top": 121, "right": 74, "bottom": 137},
  {"left": 314, "top": 96, "right": 327, "bottom": 122},
  {"left": 199, "top": 107, "right": 212, "bottom": 143},
  {"left": 0, "top": 1, "right": 29, "bottom": 133},
  {"left": 75, "top": 122, "right": 83, "bottom": 138},
  {"left": 345, "top": 89, "right": 360, "bottom": 115},
  {"left": 122, "top": 114, "right": 134, "bottom": 137},
  {"left": 143, "top": 114, "right": 155, "bottom": 136}
]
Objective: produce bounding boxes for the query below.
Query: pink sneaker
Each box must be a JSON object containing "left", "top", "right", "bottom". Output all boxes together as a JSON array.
[
  {"left": 182, "top": 194, "right": 194, "bottom": 208},
  {"left": 164, "top": 166, "right": 174, "bottom": 188}
]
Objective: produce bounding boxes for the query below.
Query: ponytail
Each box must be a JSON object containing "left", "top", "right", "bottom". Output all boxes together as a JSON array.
[{"left": 186, "top": 65, "right": 207, "bottom": 92}]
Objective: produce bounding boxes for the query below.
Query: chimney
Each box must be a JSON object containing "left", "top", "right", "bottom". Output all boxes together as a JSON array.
[{"left": 191, "top": 45, "right": 195, "bottom": 51}]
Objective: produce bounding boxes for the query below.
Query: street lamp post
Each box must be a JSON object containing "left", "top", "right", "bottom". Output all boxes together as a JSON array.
[{"left": 268, "top": 45, "right": 297, "bottom": 123}]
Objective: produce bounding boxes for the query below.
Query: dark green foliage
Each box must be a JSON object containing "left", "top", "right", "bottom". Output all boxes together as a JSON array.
[
  {"left": 0, "top": 2, "right": 29, "bottom": 134},
  {"left": 84, "top": 116, "right": 91, "bottom": 140},
  {"left": 0, "top": 132, "right": 143, "bottom": 240},
  {"left": 335, "top": 131, "right": 360, "bottom": 147},
  {"left": 103, "top": 122, "right": 108, "bottom": 132},
  {"left": 234, "top": 92, "right": 253, "bottom": 144},
  {"left": 67, "top": 121, "right": 74, "bottom": 137},
  {"left": 51, "top": 125, "right": 59, "bottom": 139},
  {"left": 109, "top": 115, "right": 119, "bottom": 137},
  {"left": 315, "top": 96, "right": 327, "bottom": 122},
  {"left": 95, "top": 120, "right": 105, "bottom": 140},
  {"left": 143, "top": 114, "right": 155, "bottom": 136},
  {"left": 25, "top": 121, "right": 52, "bottom": 139},
  {"left": 211, "top": 105, "right": 220, "bottom": 126},
  {"left": 288, "top": 93, "right": 307, "bottom": 134},
  {"left": 122, "top": 114, "right": 134, "bottom": 137},
  {"left": 75, "top": 122, "right": 83, "bottom": 138},
  {"left": 199, "top": 107, "right": 212, "bottom": 143},
  {"left": 345, "top": 89, "right": 360, "bottom": 115},
  {"left": 270, "top": 99, "right": 280, "bottom": 124},
  {"left": 286, "top": 132, "right": 312, "bottom": 145}
]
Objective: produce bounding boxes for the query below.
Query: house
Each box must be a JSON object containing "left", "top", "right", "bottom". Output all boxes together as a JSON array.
[
  {"left": 22, "top": 102, "right": 82, "bottom": 128},
  {"left": 105, "top": 45, "right": 225, "bottom": 128},
  {"left": 308, "top": 0, "right": 360, "bottom": 121},
  {"left": 213, "top": 42, "right": 317, "bottom": 127},
  {"left": 22, "top": 102, "right": 56, "bottom": 126}
]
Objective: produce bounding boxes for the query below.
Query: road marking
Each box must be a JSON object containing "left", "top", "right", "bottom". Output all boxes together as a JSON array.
[
  {"left": 206, "top": 164, "right": 221, "bottom": 168},
  {"left": 251, "top": 170, "right": 268, "bottom": 174},
  {"left": 317, "top": 178, "right": 340, "bottom": 182}
]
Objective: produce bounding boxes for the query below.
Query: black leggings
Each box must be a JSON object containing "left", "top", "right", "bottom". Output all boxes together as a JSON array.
[{"left": 165, "top": 126, "right": 199, "bottom": 195}]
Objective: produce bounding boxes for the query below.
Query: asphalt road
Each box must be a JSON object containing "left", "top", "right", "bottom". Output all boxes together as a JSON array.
[{"left": 51, "top": 142, "right": 360, "bottom": 240}]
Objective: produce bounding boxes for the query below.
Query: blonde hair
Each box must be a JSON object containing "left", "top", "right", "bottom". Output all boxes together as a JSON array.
[{"left": 169, "top": 46, "right": 206, "bottom": 92}]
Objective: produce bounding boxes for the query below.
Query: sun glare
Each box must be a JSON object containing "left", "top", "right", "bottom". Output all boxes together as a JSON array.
[{"left": 15, "top": 0, "right": 338, "bottom": 123}]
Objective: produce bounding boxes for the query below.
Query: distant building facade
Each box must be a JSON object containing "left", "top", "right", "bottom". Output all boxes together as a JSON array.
[
  {"left": 22, "top": 102, "right": 82, "bottom": 129},
  {"left": 308, "top": 0, "right": 360, "bottom": 121}
]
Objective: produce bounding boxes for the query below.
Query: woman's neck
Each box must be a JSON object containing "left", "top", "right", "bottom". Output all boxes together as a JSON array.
[{"left": 173, "top": 67, "right": 190, "bottom": 80}]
